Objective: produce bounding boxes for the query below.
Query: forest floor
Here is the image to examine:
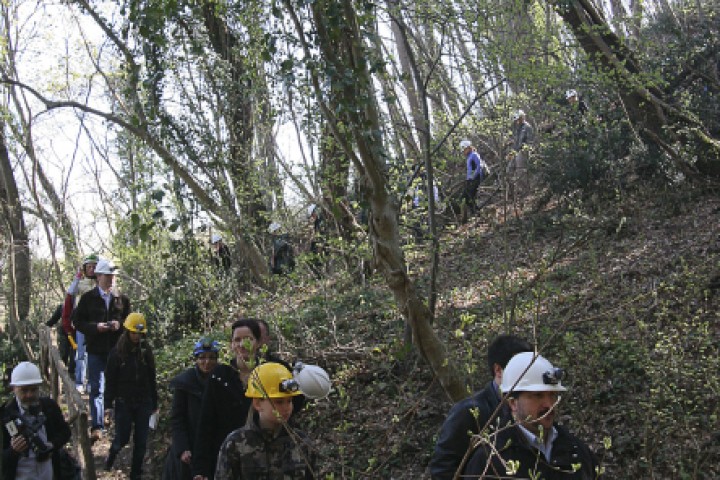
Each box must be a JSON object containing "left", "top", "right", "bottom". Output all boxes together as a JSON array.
[{"left": 72, "top": 180, "right": 719, "bottom": 479}]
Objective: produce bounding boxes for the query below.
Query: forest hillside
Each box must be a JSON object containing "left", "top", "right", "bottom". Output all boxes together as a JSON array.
[{"left": 127, "top": 182, "right": 717, "bottom": 479}]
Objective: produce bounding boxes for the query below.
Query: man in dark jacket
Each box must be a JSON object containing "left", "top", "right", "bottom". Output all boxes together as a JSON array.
[
  {"left": 463, "top": 352, "right": 601, "bottom": 479},
  {"left": 1, "top": 362, "right": 72, "bottom": 480},
  {"left": 429, "top": 334, "right": 532, "bottom": 480},
  {"left": 72, "top": 258, "right": 131, "bottom": 441}
]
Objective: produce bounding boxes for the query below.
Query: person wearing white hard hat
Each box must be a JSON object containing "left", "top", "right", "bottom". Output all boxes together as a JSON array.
[
  {"left": 62, "top": 253, "right": 100, "bottom": 393},
  {"left": 72, "top": 258, "right": 131, "bottom": 443},
  {"left": 463, "top": 352, "right": 600, "bottom": 479},
  {"left": 429, "top": 334, "right": 532, "bottom": 480},
  {"left": 566, "top": 89, "right": 588, "bottom": 116},
  {"left": 2, "top": 362, "right": 72, "bottom": 480},
  {"left": 459, "top": 139, "right": 489, "bottom": 222},
  {"left": 209, "top": 233, "right": 232, "bottom": 271}
]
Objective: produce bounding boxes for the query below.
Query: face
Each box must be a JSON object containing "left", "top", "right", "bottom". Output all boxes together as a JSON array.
[
  {"left": 128, "top": 331, "right": 143, "bottom": 344},
  {"left": 462, "top": 146, "right": 471, "bottom": 155},
  {"left": 196, "top": 352, "right": 219, "bottom": 375},
  {"left": 84, "top": 263, "right": 97, "bottom": 278},
  {"left": 232, "top": 326, "right": 258, "bottom": 362},
  {"left": 253, "top": 396, "right": 294, "bottom": 428},
  {"left": 14, "top": 385, "right": 40, "bottom": 408},
  {"left": 96, "top": 272, "right": 114, "bottom": 290},
  {"left": 509, "top": 391, "right": 560, "bottom": 437}
]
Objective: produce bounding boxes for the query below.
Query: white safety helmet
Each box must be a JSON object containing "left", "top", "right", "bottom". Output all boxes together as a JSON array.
[
  {"left": 10, "top": 361, "right": 43, "bottom": 386},
  {"left": 501, "top": 352, "right": 567, "bottom": 394},
  {"left": 94, "top": 259, "right": 118, "bottom": 275},
  {"left": 565, "top": 89, "right": 578, "bottom": 100},
  {"left": 513, "top": 109, "right": 526, "bottom": 121},
  {"left": 459, "top": 140, "right": 472, "bottom": 151},
  {"left": 293, "top": 363, "right": 331, "bottom": 399},
  {"left": 211, "top": 234, "right": 222, "bottom": 244},
  {"left": 307, "top": 204, "right": 318, "bottom": 218},
  {"left": 268, "top": 222, "right": 281, "bottom": 234}
]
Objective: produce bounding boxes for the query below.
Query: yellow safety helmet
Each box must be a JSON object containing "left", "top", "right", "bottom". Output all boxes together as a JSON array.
[
  {"left": 245, "top": 362, "right": 302, "bottom": 399},
  {"left": 123, "top": 313, "right": 147, "bottom": 333}
]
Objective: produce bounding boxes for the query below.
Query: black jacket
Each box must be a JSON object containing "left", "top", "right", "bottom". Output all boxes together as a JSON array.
[
  {"left": 429, "top": 381, "right": 505, "bottom": 480},
  {"left": 72, "top": 287, "right": 130, "bottom": 355},
  {"left": 191, "top": 362, "right": 253, "bottom": 480},
  {"left": 464, "top": 421, "right": 600, "bottom": 479},
  {"left": 1, "top": 396, "right": 72, "bottom": 479},
  {"left": 162, "top": 367, "right": 208, "bottom": 480},
  {"left": 105, "top": 341, "right": 158, "bottom": 410}
]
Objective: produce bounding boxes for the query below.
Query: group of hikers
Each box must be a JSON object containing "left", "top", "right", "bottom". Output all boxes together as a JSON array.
[
  {"left": 3, "top": 321, "right": 602, "bottom": 479},
  {"left": 3, "top": 252, "right": 329, "bottom": 480},
  {"left": 1, "top": 92, "right": 604, "bottom": 479},
  {"left": 209, "top": 203, "right": 327, "bottom": 278}
]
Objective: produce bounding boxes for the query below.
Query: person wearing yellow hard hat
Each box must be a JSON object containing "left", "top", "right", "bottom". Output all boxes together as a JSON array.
[
  {"left": 104, "top": 313, "right": 158, "bottom": 480},
  {"left": 214, "top": 362, "right": 315, "bottom": 479}
]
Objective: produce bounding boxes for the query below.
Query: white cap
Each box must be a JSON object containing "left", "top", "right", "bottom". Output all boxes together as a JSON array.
[
  {"left": 501, "top": 352, "right": 567, "bottom": 393},
  {"left": 94, "top": 259, "right": 118, "bottom": 275},
  {"left": 268, "top": 222, "right": 281, "bottom": 234},
  {"left": 566, "top": 89, "right": 578, "bottom": 99},
  {"left": 307, "top": 204, "right": 318, "bottom": 218},
  {"left": 513, "top": 109, "right": 526, "bottom": 121},
  {"left": 459, "top": 140, "right": 472, "bottom": 150},
  {"left": 10, "top": 362, "right": 43, "bottom": 386},
  {"left": 211, "top": 234, "right": 222, "bottom": 244},
  {"left": 293, "top": 363, "right": 331, "bottom": 399}
]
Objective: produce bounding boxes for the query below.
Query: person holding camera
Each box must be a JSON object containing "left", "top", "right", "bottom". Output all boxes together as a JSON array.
[
  {"left": 1, "top": 362, "right": 71, "bottom": 480},
  {"left": 72, "top": 258, "right": 131, "bottom": 442}
]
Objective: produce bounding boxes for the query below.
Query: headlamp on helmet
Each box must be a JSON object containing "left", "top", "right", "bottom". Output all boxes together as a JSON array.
[{"left": 193, "top": 338, "right": 220, "bottom": 357}]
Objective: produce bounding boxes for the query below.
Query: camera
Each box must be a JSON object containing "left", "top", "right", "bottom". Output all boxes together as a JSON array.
[{"left": 5, "top": 406, "right": 53, "bottom": 460}]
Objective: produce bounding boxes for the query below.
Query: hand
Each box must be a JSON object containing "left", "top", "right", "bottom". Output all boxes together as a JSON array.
[
  {"left": 105, "top": 408, "right": 114, "bottom": 424},
  {"left": 193, "top": 476, "right": 208, "bottom": 480},
  {"left": 10, "top": 435, "right": 29, "bottom": 453},
  {"left": 75, "top": 267, "right": 83, "bottom": 279},
  {"left": 181, "top": 450, "right": 192, "bottom": 464},
  {"left": 108, "top": 320, "right": 120, "bottom": 331},
  {"left": 97, "top": 322, "right": 109, "bottom": 333}
]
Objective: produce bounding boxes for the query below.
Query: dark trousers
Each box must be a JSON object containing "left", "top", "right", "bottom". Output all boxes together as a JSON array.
[
  {"left": 463, "top": 177, "right": 481, "bottom": 211},
  {"left": 110, "top": 398, "right": 153, "bottom": 480}
]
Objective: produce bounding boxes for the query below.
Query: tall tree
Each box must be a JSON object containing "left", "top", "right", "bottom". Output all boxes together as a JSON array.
[{"left": 284, "top": 0, "right": 465, "bottom": 399}]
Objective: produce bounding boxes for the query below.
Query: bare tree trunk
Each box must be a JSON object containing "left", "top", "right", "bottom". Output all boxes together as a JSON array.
[
  {"left": 285, "top": 0, "right": 465, "bottom": 400},
  {"left": 0, "top": 124, "right": 32, "bottom": 357}
]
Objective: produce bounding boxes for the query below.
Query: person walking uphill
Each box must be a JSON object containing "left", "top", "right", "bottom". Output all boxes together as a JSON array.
[
  {"left": 215, "top": 362, "right": 316, "bottom": 480},
  {"left": 104, "top": 313, "right": 158, "bottom": 480},
  {"left": 1, "top": 362, "right": 72, "bottom": 480},
  {"left": 72, "top": 258, "right": 131, "bottom": 443},
  {"left": 162, "top": 338, "right": 220, "bottom": 480},
  {"left": 460, "top": 139, "right": 488, "bottom": 223}
]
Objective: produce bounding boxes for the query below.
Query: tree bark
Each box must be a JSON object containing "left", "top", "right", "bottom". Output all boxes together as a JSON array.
[
  {"left": 0, "top": 123, "right": 32, "bottom": 356},
  {"left": 286, "top": 0, "right": 466, "bottom": 400}
]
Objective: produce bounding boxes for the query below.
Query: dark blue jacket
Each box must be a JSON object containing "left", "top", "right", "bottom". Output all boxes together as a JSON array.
[
  {"left": 429, "top": 381, "right": 505, "bottom": 480},
  {"left": 464, "top": 421, "right": 600, "bottom": 479}
]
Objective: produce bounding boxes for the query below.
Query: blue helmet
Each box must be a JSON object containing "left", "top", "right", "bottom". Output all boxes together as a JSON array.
[{"left": 193, "top": 338, "right": 220, "bottom": 357}]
